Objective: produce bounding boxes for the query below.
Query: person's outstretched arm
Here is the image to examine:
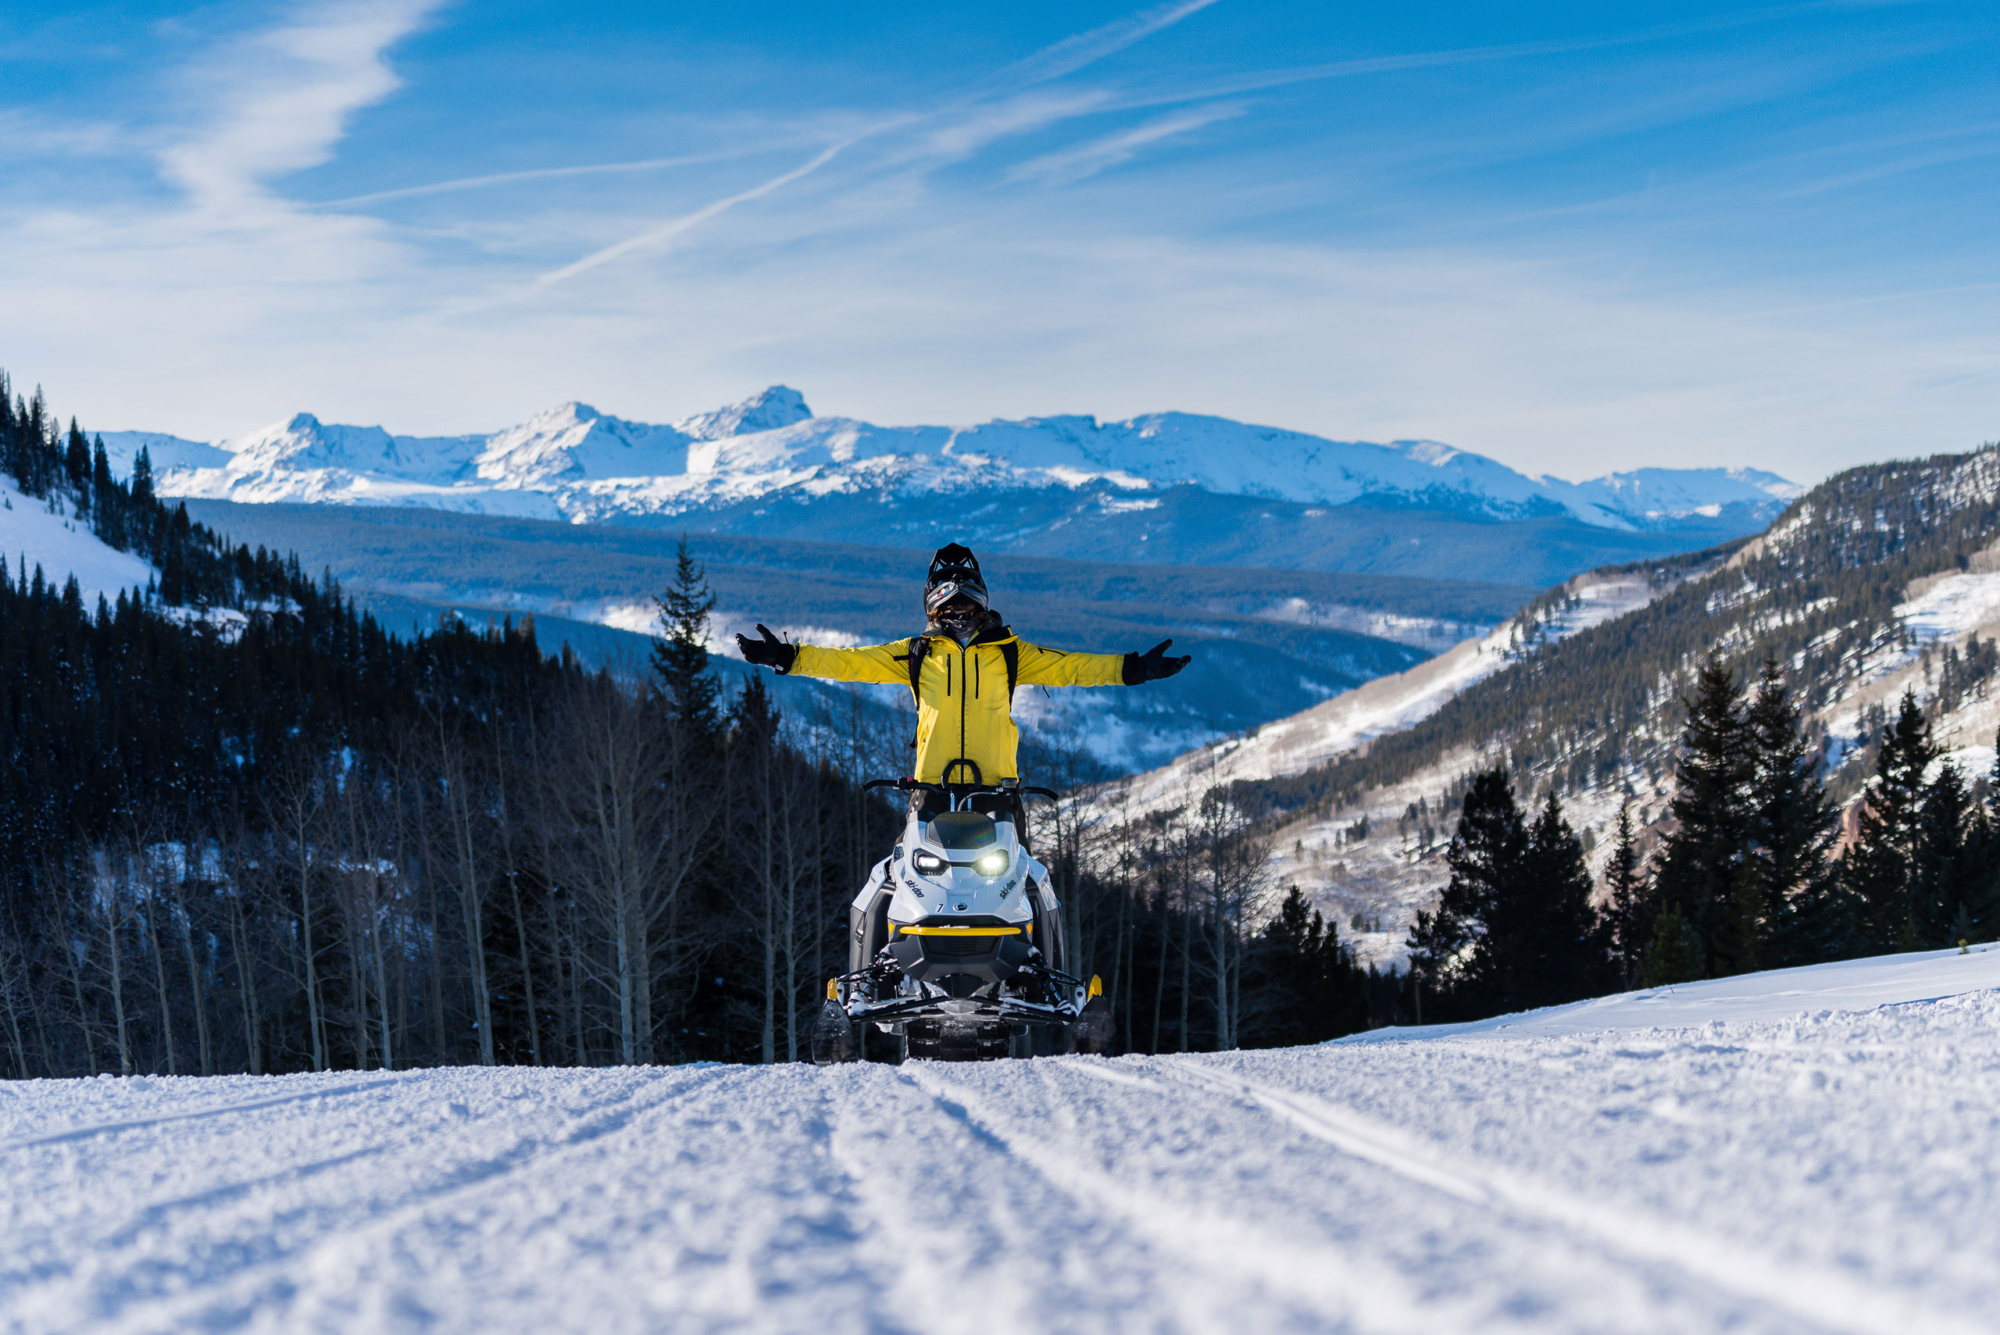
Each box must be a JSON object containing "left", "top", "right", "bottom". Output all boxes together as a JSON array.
[
  {"left": 736, "top": 624, "right": 911, "bottom": 684},
  {"left": 1015, "top": 638, "right": 1191, "bottom": 688}
]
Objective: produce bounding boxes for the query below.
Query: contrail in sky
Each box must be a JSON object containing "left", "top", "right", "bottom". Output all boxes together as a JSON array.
[
  {"left": 529, "top": 0, "right": 1221, "bottom": 288},
  {"left": 310, "top": 152, "right": 743, "bottom": 207},
  {"left": 534, "top": 139, "right": 854, "bottom": 287}
]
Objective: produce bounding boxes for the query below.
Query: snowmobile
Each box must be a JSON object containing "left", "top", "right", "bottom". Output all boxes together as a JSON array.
[{"left": 812, "top": 774, "right": 1114, "bottom": 1064}]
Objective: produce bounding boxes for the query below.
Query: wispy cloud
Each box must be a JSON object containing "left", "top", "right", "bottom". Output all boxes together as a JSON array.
[
  {"left": 0, "top": 108, "right": 128, "bottom": 157},
  {"left": 3, "top": 0, "right": 1991, "bottom": 491},
  {"left": 1008, "top": 104, "right": 1244, "bottom": 185},
  {"left": 158, "top": 0, "right": 443, "bottom": 212},
  {"left": 909, "top": 89, "right": 1115, "bottom": 165},
  {"left": 526, "top": 0, "right": 1223, "bottom": 286}
]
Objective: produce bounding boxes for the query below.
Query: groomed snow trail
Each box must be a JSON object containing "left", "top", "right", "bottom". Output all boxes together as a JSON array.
[{"left": 6, "top": 949, "right": 2000, "bottom": 1334}]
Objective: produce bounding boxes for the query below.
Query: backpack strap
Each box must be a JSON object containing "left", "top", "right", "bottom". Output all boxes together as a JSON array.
[{"left": 903, "top": 635, "right": 930, "bottom": 706}]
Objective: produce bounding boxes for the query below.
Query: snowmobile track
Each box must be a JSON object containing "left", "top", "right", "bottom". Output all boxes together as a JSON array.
[
  {"left": 0, "top": 1074, "right": 411, "bottom": 1154},
  {"left": 1085, "top": 1058, "right": 1985, "bottom": 1335},
  {"left": 902, "top": 1061, "right": 1447, "bottom": 1333},
  {"left": 4, "top": 1065, "right": 747, "bottom": 1334}
]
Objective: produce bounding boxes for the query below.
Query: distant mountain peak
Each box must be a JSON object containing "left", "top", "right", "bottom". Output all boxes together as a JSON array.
[
  {"left": 675, "top": 386, "right": 812, "bottom": 442},
  {"left": 526, "top": 401, "right": 602, "bottom": 427},
  {"left": 123, "top": 390, "right": 1796, "bottom": 542}
]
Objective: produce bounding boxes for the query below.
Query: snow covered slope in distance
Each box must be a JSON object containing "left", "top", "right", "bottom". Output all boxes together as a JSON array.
[
  {"left": 94, "top": 429, "right": 232, "bottom": 476},
  {"left": 0, "top": 473, "right": 152, "bottom": 600},
  {"left": 1566, "top": 466, "right": 1800, "bottom": 522},
  {"left": 1111, "top": 563, "right": 1695, "bottom": 818},
  {"left": 116, "top": 387, "right": 1799, "bottom": 534},
  {"left": 7, "top": 946, "right": 2000, "bottom": 1334}
]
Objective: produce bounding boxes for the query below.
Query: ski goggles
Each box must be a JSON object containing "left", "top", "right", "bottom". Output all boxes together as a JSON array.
[{"left": 925, "top": 579, "right": 988, "bottom": 617}]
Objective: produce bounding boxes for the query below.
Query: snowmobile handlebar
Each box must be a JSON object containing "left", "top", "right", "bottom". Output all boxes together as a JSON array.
[
  {"left": 864, "top": 778, "right": 945, "bottom": 794},
  {"left": 862, "top": 778, "right": 1061, "bottom": 802}
]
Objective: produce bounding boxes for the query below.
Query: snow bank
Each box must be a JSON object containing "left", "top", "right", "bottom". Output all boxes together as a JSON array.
[
  {"left": 5, "top": 948, "right": 1999, "bottom": 1333},
  {"left": 1344, "top": 940, "right": 2000, "bottom": 1041}
]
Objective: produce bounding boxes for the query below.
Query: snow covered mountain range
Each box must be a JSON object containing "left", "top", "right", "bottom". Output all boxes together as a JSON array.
[{"left": 102, "top": 388, "right": 1798, "bottom": 535}]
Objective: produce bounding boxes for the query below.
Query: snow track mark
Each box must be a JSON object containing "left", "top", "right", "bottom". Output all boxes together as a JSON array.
[
  {"left": 3, "top": 1066, "right": 742, "bottom": 1334},
  {"left": 1142, "top": 1059, "right": 1985, "bottom": 1335},
  {"left": 904, "top": 1061, "right": 1460, "bottom": 1334}
]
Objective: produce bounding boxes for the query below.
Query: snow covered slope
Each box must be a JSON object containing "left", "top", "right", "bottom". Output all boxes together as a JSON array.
[
  {"left": 114, "top": 388, "right": 1797, "bottom": 535},
  {"left": 5, "top": 946, "right": 1998, "bottom": 1334},
  {"left": 1113, "top": 564, "right": 1696, "bottom": 816},
  {"left": 0, "top": 473, "right": 152, "bottom": 601}
]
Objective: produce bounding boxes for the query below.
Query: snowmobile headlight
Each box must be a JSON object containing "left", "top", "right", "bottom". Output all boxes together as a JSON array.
[
  {"left": 973, "top": 849, "right": 1010, "bottom": 878},
  {"left": 911, "top": 849, "right": 949, "bottom": 877}
]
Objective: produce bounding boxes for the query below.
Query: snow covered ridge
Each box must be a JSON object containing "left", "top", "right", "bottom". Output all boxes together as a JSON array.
[
  {"left": 1109, "top": 565, "right": 1692, "bottom": 817},
  {"left": 7, "top": 946, "right": 1999, "bottom": 1334},
  {"left": 101, "top": 387, "right": 1799, "bottom": 532}
]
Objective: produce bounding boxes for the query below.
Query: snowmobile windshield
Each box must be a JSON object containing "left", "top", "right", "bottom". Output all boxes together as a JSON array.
[{"left": 926, "top": 810, "right": 998, "bottom": 852}]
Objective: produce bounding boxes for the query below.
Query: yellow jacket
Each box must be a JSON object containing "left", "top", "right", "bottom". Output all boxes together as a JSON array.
[{"left": 790, "top": 632, "right": 1125, "bottom": 782}]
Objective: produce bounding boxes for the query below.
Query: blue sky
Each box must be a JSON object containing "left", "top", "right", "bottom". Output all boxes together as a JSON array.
[{"left": 2, "top": 0, "right": 1996, "bottom": 482}]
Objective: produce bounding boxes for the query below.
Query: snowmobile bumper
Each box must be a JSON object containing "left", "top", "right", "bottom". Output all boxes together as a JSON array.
[{"left": 844, "top": 993, "right": 1083, "bottom": 1027}]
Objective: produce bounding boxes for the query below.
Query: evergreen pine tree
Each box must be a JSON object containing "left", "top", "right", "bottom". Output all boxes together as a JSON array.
[
  {"left": 1910, "top": 759, "right": 1983, "bottom": 948},
  {"left": 1602, "top": 799, "right": 1647, "bottom": 987},
  {"left": 1649, "top": 653, "right": 1752, "bottom": 978},
  {"left": 1408, "top": 766, "right": 1525, "bottom": 1016},
  {"left": 1514, "top": 790, "right": 1612, "bottom": 1008},
  {"left": 652, "top": 537, "right": 721, "bottom": 737},
  {"left": 1844, "top": 688, "right": 1937, "bottom": 951},
  {"left": 131, "top": 444, "right": 153, "bottom": 508},
  {"left": 1743, "top": 654, "right": 1838, "bottom": 965},
  {"left": 1243, "top": 886, "right": 1368, "bottom": 1046},
  {"left": 1642, "top": 906, "right": 1706, "bottom": 986}
]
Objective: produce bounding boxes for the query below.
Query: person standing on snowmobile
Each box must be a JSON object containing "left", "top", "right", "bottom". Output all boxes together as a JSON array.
[{"left": 735, "top": 542, "right": 1189, "bottom": 787}]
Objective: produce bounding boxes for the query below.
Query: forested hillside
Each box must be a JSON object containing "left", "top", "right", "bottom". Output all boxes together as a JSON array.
[
  {"left": 1176, "top": 443, "right": 2000, "bottom": 1028},
  {"left": 1238, "top": 448, "right": 2000, "bottom": 818},
  {"left": 0, "top": 372, "right": 913, "bottom": 1074},
  {"left": 0, "top": 373, "right": 1366, "bottom": 1077}
]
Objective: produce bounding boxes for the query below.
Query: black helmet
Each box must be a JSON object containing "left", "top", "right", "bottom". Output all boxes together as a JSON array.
[{"left": 924, "top": 542, "right": 988, "bottom": 620}]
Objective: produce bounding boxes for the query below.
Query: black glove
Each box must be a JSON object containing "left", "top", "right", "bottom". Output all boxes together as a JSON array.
[
  {"left": 1123, "top": 639, "right": 1191, "bottom": 684},
  {"left": 736, "top": 624, "right": 796, "bottom": 673}
]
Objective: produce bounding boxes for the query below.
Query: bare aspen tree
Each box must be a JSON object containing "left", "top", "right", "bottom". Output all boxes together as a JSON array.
[
  {"left": 137, "top": 849, "right": 179, "bottom": 1076},
  {"left": 540, "top": 675, "right": 712, "bottom": 1066},
  {"left": 1189, "top": 786, "right": 1270, "bottom": 1052},
  {"left": 97, "top": 852, "right": 134, "bottom": 1075},
  {"left": 489, "top": 726, "right": 541, "bottom": 1066},
  {"left": 266, "top": 756, "right": 330, "bottom": 1071},
  {"left": 53, "top": 870, "right": 103, "bottom": 1074},
  {"left": 168, "top": 846, "right": 215, "bottom": 1076},
  {"left": 223, "top": 835, "right": 265, "bottom": 1075},
  {"left": 431, "top": 721, "right": 497, "bottom": 1065},
  {"left": 0, "top": 930, "right": 35, "bottom": 1078}
]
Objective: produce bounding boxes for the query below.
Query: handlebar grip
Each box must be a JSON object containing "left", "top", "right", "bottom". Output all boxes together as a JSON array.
[{"left": 1023, "top": 787, "right": 1060, "bottom": 801}]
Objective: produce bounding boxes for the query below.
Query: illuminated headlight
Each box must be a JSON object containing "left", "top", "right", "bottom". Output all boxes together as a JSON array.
[
  {"left": 973, "top": 850, "right": 1010, "bottom": 878},
  {"left": 911, "top": 849, "right": 949, "bottom": 876}
]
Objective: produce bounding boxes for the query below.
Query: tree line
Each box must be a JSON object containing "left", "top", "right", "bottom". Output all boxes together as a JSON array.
[{"left": 1402, "top": 651, "right": 2000, "bottom": 1024}]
